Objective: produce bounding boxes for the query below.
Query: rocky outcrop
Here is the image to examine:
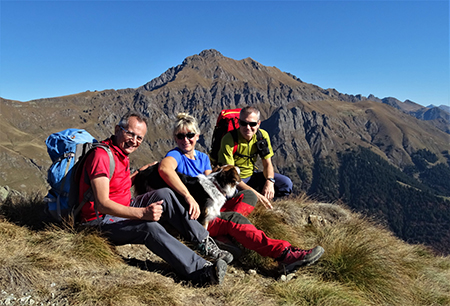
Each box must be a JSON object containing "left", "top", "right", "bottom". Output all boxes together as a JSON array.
[{"left": 0, "top": 186, "right": 23, "bottom": 202}]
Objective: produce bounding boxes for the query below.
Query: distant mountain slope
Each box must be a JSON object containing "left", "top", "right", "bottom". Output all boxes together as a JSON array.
[
  {"left": 366, "top": 96, "right": 450, "bottom": 134},
  {"left": 427, "top": 104, "right": 450, "bottom": 114},
  {"left": 1, "top": 49, "right": 449, "bottom": 253}
]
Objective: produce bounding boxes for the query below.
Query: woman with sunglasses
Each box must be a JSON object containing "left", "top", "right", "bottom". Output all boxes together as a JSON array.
[{"left": 158, "top": 113, "right": 324, "bottom": 273}]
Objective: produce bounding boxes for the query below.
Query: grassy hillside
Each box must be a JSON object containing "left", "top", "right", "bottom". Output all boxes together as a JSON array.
[{"left": 1, "top": 193, "right": 449, "bottom": 305}]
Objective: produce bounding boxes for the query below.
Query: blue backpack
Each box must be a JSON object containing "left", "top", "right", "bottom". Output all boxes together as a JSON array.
[{"left": 44, "top": 129, "right": 115, "bottom": 223}]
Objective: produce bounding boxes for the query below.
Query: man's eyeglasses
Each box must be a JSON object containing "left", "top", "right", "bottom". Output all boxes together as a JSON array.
[
  {"left": 239, "top": 120, "right": 258, "bottom": 127},
  {"left": 176, "top": 132, "right": 196, "bottom": 140},
  {"left": 120, "top": 125, "right": 144, "bottom": 143}
]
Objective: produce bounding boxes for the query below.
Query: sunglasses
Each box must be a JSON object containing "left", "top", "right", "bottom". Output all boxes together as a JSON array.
[
  {"left": 239, "top": 120, "right": 258, "bottom": 127},
  {"left": 176, "top": 132, "right": 196, "bottom": 140}
]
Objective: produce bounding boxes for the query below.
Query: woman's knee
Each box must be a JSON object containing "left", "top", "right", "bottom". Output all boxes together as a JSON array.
[
  {"left": 219, "top": 211, "right": 252, "bottom": 225},
  {"left": 240, "top": 190, "right": 258, "bottom": 206}
]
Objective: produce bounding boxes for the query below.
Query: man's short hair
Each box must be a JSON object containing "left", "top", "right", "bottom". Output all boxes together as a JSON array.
[
  {"left": 240, "top": 106, "right": 260, "bottom": 121},
  {"left": 119, "top": 112, "right": 148, "bottom": 128}
]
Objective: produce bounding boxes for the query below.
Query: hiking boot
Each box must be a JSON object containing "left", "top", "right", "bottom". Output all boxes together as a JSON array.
[
  {"left": 198, "top": 236, "right": 234, "bottom": 264},
  {"left": 196, "top": 259, "right": 227, "bottom": 286},
  {"left": 278, "top": 246, "right": 324, "bottom": 273}
]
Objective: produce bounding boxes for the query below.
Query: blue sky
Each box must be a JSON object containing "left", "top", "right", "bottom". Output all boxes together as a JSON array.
[{"left": 1, "top": 0, "right": 448, "bottom": 107}]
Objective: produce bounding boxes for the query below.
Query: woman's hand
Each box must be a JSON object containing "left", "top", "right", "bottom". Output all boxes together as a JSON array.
[{"left": 185, "top": 194, "right": 201, "bottom": 220}]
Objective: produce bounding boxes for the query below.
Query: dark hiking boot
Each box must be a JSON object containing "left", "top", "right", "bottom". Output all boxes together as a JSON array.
[
  {"left": 198, "top": 236, "right": 234, "bottom": 264},
  {"left": 196, "top": 259, "right": 227, "bottom": 286},
  {"left": 278, "top": 246, "right": 324, "bottom": 273}
]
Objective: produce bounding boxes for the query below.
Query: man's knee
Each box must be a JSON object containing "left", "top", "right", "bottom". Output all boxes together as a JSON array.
[
  {"left": 275, "top": 174, "right": 293, "bottom": 195},
  {"left": 104, "top": 220, "right": 164, "bottom": 245},
  {"left": 132, "top": 187, "right": 175, "bottom": 207},
  {"left": 151, "top": 187, "right": 175, "bottom": 199}
]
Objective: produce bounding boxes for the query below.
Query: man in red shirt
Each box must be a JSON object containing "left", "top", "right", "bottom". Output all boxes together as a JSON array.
[{"left": 79, "top": 112, "right": 231, "bottom": 285}]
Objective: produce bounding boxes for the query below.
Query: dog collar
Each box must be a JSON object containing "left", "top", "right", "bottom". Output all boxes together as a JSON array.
[{"left": 213, "top": 182, "right": 226, "bottom": 195}]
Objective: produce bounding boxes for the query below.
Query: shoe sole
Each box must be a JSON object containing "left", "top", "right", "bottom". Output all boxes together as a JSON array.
[
  {"left": 215, "top": 258, "right": 228, "bottom": 285},
  {"left": 220, "top": 252, "right": 234, "bottom": 264},
  {"left": 279, "top": 246, "right": 325, "bottom": 274}
]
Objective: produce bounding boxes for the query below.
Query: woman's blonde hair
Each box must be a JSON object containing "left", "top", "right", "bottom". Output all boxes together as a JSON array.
[{"left": 173, "top": 113, "right": 200, "bottom": 138}]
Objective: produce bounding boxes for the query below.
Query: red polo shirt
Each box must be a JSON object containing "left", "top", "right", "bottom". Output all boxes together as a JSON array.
[{"left": 79, "top": 137, "right": 132, "bottom": 222}]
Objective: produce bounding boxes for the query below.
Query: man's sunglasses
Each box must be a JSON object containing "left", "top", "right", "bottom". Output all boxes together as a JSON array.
[
  {"left": 176, "top": 132, "right": 196, "bottom": 140},
  {"left": 239, "top": 120, "right": 258, "bottom": 127}
]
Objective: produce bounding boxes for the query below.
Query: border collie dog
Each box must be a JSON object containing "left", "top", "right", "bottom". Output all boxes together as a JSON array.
[{"left": 134, "top": 163, "right": 241, "bottom": 228}]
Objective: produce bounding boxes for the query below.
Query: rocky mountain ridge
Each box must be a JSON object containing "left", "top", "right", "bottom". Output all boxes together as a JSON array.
[
  {"left": 1, "top": 49, "right": 449, "bottom": 192},
  {"left": 1, "top": 49, "right": 449, "bottom": 253}
]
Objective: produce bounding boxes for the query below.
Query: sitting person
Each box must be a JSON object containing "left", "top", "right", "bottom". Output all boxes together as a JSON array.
[
  {"left": 158, "top": 113, "right": 324, "bottom": 273},
  {"left": 218, "top": 106, "right": 293, "bottom": 210},
  {"left": 79, "top": 112, "right": 231, "bottom": 285}
]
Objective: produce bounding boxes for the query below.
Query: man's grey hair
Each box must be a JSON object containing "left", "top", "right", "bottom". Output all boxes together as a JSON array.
[
  {"left": 118, "top": 112, "right": 148, "bottom": 128},
  {"left": 240, "top": 106, "right": 260, "bottom": 121}
]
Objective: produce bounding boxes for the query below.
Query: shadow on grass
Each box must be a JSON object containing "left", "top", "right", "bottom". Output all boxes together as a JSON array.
[
  {"left": 0, "top": 193, "right": 52, "bottom": 231},
  {"left": 122, "top": 257, "right": 182, "bottom": 283}
]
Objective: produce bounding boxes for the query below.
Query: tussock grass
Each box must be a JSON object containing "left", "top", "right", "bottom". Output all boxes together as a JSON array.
[
  {"left": 66, "top": 276, "right": 181, "bottom": 306},
  {"left": 267, "top": 275, "right": 366, "bottom": 306},
  {"left": 1, "top": 192, "right": 449, "bottom": 305},
  {"left": 247, "top": 195, "right": 450, "bottom": 305}
]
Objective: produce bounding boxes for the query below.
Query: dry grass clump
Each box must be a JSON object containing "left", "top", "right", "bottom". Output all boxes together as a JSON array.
[
  {"left": 411, "top": 255, "right": 450, "bottom": 305},
  {"left": 65, "top": 276, "right": 182, "bottom": 306},
  {"left": 0, "top": 218, "right": 123, "bottom": 295},
  {"left": 267, "top": 274, "right": 366, "bottom": 306},
  {"left": 0, "top": 220, "right": 47, "bottom": 289},
  {"left": 247, "top": 195, "right": 450, "bottom": 305},
  {"left": 1, "top": 192, "right": 449, "bottom": 305}
]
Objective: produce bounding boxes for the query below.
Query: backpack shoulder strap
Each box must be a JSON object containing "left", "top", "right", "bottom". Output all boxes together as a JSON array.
[
  {"left": 95, "top": 144, "right": 115, "bottom": 178},
  {"left": 233, "top": 129, "right": 268, "bottom": 161},
  {"left": 230, "top": 129, "right": 239, "bottom": 156},
  {"left": 256, "top": 129, "right": 263, "bottom": 141},
  {"left": 70, "top": 144, "right": 116, "bottom": 222}
]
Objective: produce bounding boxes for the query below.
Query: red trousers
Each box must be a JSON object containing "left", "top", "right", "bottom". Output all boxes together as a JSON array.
[{"left": 208, "top": 190, "right": 290, "bottom": 258}]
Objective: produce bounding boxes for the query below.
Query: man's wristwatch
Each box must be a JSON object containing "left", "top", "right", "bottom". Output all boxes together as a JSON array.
[{"left": 267, "top": 177, "right": 275, "bottom": 183}]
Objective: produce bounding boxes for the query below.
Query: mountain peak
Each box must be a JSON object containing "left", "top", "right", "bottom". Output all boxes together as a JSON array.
[
  {"left": 141, "top": 49, "right": 300, "bottom": 92},
  {"left": 198, "top": 49, "right": 223, "bottom": 58},
  {"left": 181, "top": 49, "right": 227, "bottom": 68},
  {"left": 141, "top": 49, "right": 230, "bottom": 91}
]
